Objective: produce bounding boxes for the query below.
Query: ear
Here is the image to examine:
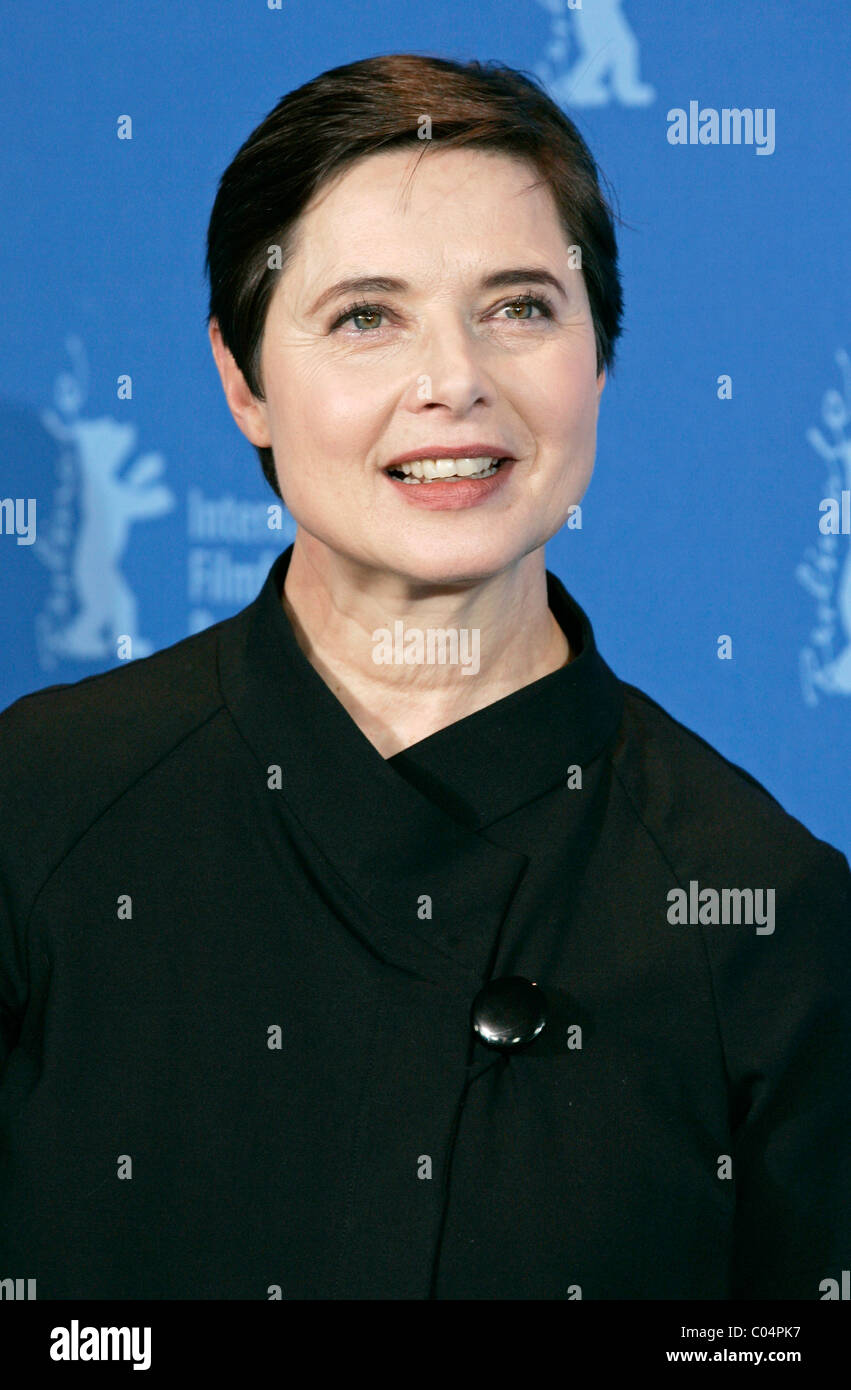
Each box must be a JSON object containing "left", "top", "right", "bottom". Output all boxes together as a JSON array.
[
  {"left": 596, "top": 366, "right": 607, "bottom": 400},
  {"left": 208, "top": 318, "right": 272, "bottom": 448}
]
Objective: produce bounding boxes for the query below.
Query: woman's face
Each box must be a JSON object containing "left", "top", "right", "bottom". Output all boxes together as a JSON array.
[{"left": 247, "top": 146, "right": 605, "bottom": 586}]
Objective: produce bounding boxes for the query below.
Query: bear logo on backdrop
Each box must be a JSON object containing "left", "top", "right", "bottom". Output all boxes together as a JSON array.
[
  {"left": 28, "top": 335, "right": 294, "bottom": 675},
  {"left": 797, "top": 349, "right": 851, "bottom": 705},
  {"left": 33, "top": 337, "right": 175, "bottom": 671},
  {"left": 533, "top": 0, "right": 656, "bottom": 108}
]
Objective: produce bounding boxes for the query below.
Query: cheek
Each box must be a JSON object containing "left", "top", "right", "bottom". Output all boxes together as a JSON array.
[
  {"left": 557, "top": 349, "right": 600, "bottom": 437},
  {"left": 514, "top": 356, "right": 598, "bottom": 442},
  {"left": 269, "top": 356, "right": 384, "bottom": 448},
  {"left": 514, "top": 332, "right": 595, "bottom": 422}
]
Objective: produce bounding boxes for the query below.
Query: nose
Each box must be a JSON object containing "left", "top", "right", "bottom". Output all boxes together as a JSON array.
[{"left": 408, "top": 313, "right": 495, "bottom": 414}]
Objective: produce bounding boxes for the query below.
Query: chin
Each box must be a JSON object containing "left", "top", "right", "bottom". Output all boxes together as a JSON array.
[{"left": 380, "top": 534, "right": 534, "bottom": 589}]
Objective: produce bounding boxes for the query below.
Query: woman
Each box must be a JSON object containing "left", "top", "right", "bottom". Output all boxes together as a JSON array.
[{"left": 1, "top": 54, "right": 849, "bottom": 1301}]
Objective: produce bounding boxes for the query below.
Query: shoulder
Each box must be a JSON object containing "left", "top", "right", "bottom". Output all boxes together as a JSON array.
[
  {"left": 0, "top": 618, "right": 227, "bottom": 766},
  {"left": 612, "top": 679, "right": 850, "bottom": 894},
  {"left": 0, "top": 615, "right": 240, "bottom": 908}
]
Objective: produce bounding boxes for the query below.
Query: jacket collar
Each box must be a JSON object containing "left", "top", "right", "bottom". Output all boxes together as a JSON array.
[
  {"left": 387, "top": 566, "right": 623, "bottom": 829},
  {"left": 217, "top": 544, "right": 624, "bottom": 982}
]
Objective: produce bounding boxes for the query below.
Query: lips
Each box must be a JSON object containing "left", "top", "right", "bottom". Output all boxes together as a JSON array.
[
  {"left": 388, "top": 457, "right": 506, "bottom": 483},
  {"left": 386, "top": 444, "right": 514, "bottom": 466},
  {"left": 383, "top": 453, "right": 511, "bottom": 492}
]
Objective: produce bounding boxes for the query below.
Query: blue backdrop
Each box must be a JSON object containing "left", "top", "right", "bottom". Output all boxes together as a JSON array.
[{"left": 1, "top": 0, "right": 849, "bottom": 854}]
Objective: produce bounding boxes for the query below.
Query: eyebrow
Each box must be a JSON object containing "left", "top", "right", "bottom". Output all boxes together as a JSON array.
[{"left": 307, "top": 268, "right": 568, "bottom": 317}]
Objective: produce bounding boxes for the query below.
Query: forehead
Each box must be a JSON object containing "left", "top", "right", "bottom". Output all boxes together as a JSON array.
[{"left": 284, "top": 147, "right": 570, "bottom": 288}]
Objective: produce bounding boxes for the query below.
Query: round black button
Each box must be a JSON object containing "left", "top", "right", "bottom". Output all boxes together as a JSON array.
[{"left": 471, "top": 976, "right": 548, "bottom": 1050}]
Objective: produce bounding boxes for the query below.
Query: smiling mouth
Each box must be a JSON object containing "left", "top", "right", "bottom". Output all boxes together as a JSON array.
[{"left": 386, "top": 457, "right": 510, "bottom": 484}]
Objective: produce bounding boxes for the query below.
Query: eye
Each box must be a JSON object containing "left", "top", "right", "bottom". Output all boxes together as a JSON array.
[
  {"left": 493, "top": 294, "right": 555, "bottom": 321},
  {"left": 332, "top": 300, "right": 389, "bottom": 332}
]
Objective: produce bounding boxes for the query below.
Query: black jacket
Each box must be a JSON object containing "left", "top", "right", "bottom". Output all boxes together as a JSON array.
[{"left": 1, "top": 544, "right": 849, "bottom": 1299}]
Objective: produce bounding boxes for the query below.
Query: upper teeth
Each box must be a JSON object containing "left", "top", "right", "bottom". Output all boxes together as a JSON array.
[{"left": 394, "top": 457, "right": 501, "bottom": 478}]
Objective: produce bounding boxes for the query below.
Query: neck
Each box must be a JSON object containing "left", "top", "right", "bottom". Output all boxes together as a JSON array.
[{"left": 281, "top": 534, "right": 571, "bottom": 758}]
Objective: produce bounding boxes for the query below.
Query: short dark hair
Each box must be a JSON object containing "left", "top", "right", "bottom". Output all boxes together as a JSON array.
[{"left": 205, "top": 53, "right": 625, "bottom": 499}]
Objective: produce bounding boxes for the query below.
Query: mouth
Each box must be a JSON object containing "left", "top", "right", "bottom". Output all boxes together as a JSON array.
[{"left": 385, "top": 457, "right": 511, "bottom": 484}]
